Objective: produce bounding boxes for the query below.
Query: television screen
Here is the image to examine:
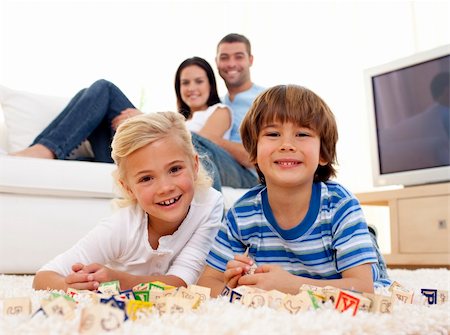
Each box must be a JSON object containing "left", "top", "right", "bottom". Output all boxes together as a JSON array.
[{"left": 365, "top": 45, "right": 450, "bottom": 187}]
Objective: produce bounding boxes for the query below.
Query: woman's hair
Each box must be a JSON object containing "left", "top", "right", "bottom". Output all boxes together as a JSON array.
[
  {"left": 240, "top": 84, "right": 338, "bottom": 184},
  {"left": 174, "top": 57, "right": 221, "bottom": 119},
  {"left": 111, "top": 111, "right": 212, "bottom": 206}
]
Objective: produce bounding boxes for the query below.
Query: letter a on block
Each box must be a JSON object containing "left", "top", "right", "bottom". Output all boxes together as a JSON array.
[
  {"left": 421, "top": 289, "right": 438, "bottom": 305},
  {"left": 335, "top": 291, "right": 360, "bottom": 316}
]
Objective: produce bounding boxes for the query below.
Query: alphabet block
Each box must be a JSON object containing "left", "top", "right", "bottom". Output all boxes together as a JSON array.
[{"left": 3, "top": 297, "right": 32, "bottom": 316}]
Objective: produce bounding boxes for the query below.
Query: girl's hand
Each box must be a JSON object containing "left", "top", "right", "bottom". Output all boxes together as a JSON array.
[
  {"left": 80, "top": 263, "right": 117, "bottom": 284},
  {"left": 71, "top": 262, "right": 86, "bottom": 273},
  {"left": 224, "top": 254, "right": 254, "bottom": 288},
  {"left": 65, "top": 263, "right": 117, "bottom": 291},
  {"left": 65, "top": 263, "right": 98, "bottom": 291}
]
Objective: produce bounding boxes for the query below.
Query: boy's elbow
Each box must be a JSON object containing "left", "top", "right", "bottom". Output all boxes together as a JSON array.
[{"left": 196, "top": 266, "right": 225, "bottom": 298}]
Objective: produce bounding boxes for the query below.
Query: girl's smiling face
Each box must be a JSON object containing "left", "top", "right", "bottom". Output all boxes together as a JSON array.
[
  {"left": 121, "top": 133, "right": 198, "bottom": 231},
  {"left": 256, "top": 121, "right": 327, "bottom": 189}
]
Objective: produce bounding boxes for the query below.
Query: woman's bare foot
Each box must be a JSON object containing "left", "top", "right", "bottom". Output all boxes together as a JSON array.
[{"left": 9, "top": 144, "right": 56, "bottom": 159}]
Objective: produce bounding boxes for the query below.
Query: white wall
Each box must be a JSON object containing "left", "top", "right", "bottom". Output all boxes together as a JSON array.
[{"left": 1, "top": 0, "right": 449, "bottom": 192}]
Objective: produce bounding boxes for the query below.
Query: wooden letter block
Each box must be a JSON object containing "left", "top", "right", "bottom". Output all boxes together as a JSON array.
[
  {"left": 242, "top": 292, "right": 269, "bottom": 308},
  {"left": 363, "top": 293, "right": 392, "bottom": 313},
  {"left": 335, "top": 291, "right": 360, "bottom": 316},
  {"left": 281, "top": 291, "right": 312, "bottom": 314},
  {"left": 79, "top": 304, "right": 124, "bottom": 334},
  {"left": 98, "top": 280, "right": 121, "bottom": 296},
  {"left": 3, "top": 297, "right": 32, "bottom": 316},
  {"left": 391, "top": 286, "right": 414, "bottom": 304},
  {"left": 42, "top": 296, "right": 76, "bottom": 320},
  {"left": 187, "top": 284, "right": 211, "bottom": 303},
  {"left": 437, "top": 290, "right": 449, "bottom": 304},
  {"left": 126, "top": 300, "right": 154, "bottom": 321},
  {"left": 421, "top": 288, "right": 438, "bottom": 305},
  {"left": 220, "top": 285, "right": 231, "bottom": 299}
]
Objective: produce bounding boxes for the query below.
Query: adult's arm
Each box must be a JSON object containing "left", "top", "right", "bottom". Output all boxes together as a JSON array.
[{"left": 111, "top": 108, "right": 143, "bottom": 130}]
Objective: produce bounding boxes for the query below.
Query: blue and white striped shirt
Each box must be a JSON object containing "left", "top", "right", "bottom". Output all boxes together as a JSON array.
[{"left": 206, "top": 181, "right": 390, "bottom": 287}]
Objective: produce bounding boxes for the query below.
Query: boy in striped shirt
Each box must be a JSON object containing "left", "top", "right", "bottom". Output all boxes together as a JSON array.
[{"left": 197, "top": 85, "right": 390, "bottom": 297}]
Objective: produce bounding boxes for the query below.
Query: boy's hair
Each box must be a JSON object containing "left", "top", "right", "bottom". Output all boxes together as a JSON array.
[
  {"left": 111, "top": 111, "right": 212, "bottom": 206},
  {"left": 217, "top": 33, "right": 252, "bottom": 56},
  {"left": 174, "top": 57, "right": 221, "bottom": 120},
  {"left": 240, "top": 84, "right": 338, "bottom": 184}
]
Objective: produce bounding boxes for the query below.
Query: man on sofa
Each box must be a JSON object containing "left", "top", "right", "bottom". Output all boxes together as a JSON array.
[
  {"left": 190, "top": 33, "right": 265, "bottom": 188},
  {"left": 11, "top": 33, "right": 264, "bottom": 190}
]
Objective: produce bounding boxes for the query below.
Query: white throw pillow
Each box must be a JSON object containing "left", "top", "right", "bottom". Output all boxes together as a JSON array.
[
  {"left": 0, "top": 85, "right": 70, "bottom": 152},
  {"left": 0, "top": 85, "right": 94, "bottom": 158}
]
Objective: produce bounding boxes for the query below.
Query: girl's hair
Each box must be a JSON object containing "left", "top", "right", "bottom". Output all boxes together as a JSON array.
[
  {"left": 111, "top": 111, "right": 212, "bottom": 206},
  {"left": 240, "top": 84, "right": 338, "bottom": 184},
  {"left": 174, "top": 57, "right": 221, "bottom": 119}
]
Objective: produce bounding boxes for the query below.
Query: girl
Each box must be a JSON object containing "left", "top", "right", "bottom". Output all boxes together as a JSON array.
[{"left": 33, "top": 111, "right": 224, "bottom": 291}]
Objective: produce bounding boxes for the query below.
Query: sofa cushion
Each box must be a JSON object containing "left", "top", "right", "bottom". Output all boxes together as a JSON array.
[{"left": 0, "top": 85, "right": 70, "bottom": 152}]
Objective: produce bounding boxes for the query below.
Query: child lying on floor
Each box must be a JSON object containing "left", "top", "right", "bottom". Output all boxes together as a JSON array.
[
  {"left": 33, "top": 112, "right": 223, "bottom": 291},
  {"left": 198, "top": 85, "right": 391, "bottom": 297}
]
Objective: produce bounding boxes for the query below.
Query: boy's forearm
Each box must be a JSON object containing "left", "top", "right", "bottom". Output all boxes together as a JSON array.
[
  {"left": 197, "top": 276, "right": 226, "bottom": 298},
  {"left": 288, "top": 276, "right": 374, "bottom": 294}
]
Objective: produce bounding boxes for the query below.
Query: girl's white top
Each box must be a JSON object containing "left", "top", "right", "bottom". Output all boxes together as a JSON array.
[{"left": 39, "top": 187, "right": 224, "bottom": 285}]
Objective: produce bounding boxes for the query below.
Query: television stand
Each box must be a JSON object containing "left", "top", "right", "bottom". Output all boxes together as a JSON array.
[{"left": 355, "top": 182, "right": 450, "bottom": 268}]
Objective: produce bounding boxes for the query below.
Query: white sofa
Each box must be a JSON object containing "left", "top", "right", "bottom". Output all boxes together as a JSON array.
[{"left": 0, "top": 85, "right": 247, "bottom": 274}]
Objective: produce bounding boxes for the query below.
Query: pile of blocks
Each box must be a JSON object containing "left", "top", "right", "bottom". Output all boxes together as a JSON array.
[
  {"left": 221, "top": 280, "right": 448, "bottom": 315},
  {"left": 2, "top": 279, "right": 448, "bottom": 334}
]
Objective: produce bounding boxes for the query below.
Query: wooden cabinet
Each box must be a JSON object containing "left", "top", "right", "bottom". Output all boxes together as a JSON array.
[{"left": 355, "top": 182, "right": 450, "bottom": 267}]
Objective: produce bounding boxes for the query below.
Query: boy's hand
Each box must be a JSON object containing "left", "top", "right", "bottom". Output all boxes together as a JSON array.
[
  {"left": 224, "top": 254, "right": 254, "bottom": 288},
  {"left": 238, "top": 264, "right": 299, "bottom": 293}
]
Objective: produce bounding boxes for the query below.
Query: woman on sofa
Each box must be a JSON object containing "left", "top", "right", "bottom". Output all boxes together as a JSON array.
[
  {"left": 11, "top": 57, "right": 242, "bottom": 191},
  {"left": 33, "top": 111, "right": 223, "bottom": 291}
]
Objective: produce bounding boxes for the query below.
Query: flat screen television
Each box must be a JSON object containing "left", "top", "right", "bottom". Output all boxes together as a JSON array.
[{"left": 364, "top": 44, "right": 450, "bottom": 187}]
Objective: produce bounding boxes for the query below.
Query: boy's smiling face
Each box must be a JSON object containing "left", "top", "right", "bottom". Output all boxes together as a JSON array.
[
  {"left": 121, "top": 134, "right": 198, "bottom": 231},
  {"left": 256, "top": 121, "right": 327, "bottom": 189}
]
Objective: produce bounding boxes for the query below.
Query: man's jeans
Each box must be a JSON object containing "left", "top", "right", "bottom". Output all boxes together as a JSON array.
[{"left": 191, "top": 133, "right": 258, "bottom": 189}]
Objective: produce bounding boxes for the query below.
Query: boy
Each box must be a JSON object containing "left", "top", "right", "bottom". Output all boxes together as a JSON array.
[{"left": 197, "top": 85, "right": 390, "bottom": 297}]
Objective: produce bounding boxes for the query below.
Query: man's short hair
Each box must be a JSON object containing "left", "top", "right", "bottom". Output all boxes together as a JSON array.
[{"left": 217, "top": 33, "right": 252, "bottom": 56}]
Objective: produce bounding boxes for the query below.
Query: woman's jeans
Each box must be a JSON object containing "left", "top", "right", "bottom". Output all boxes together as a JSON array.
[
  {"left": 32, "top": 79, "right": 257, "bottom": 190},
  {"left": 33, "top": 79, "right": 133, "bottom": 163}
]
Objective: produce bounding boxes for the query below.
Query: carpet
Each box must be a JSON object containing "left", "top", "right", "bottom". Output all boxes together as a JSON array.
[{"left": 0, "top": 269, "right": 449, "bottom": 335}]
